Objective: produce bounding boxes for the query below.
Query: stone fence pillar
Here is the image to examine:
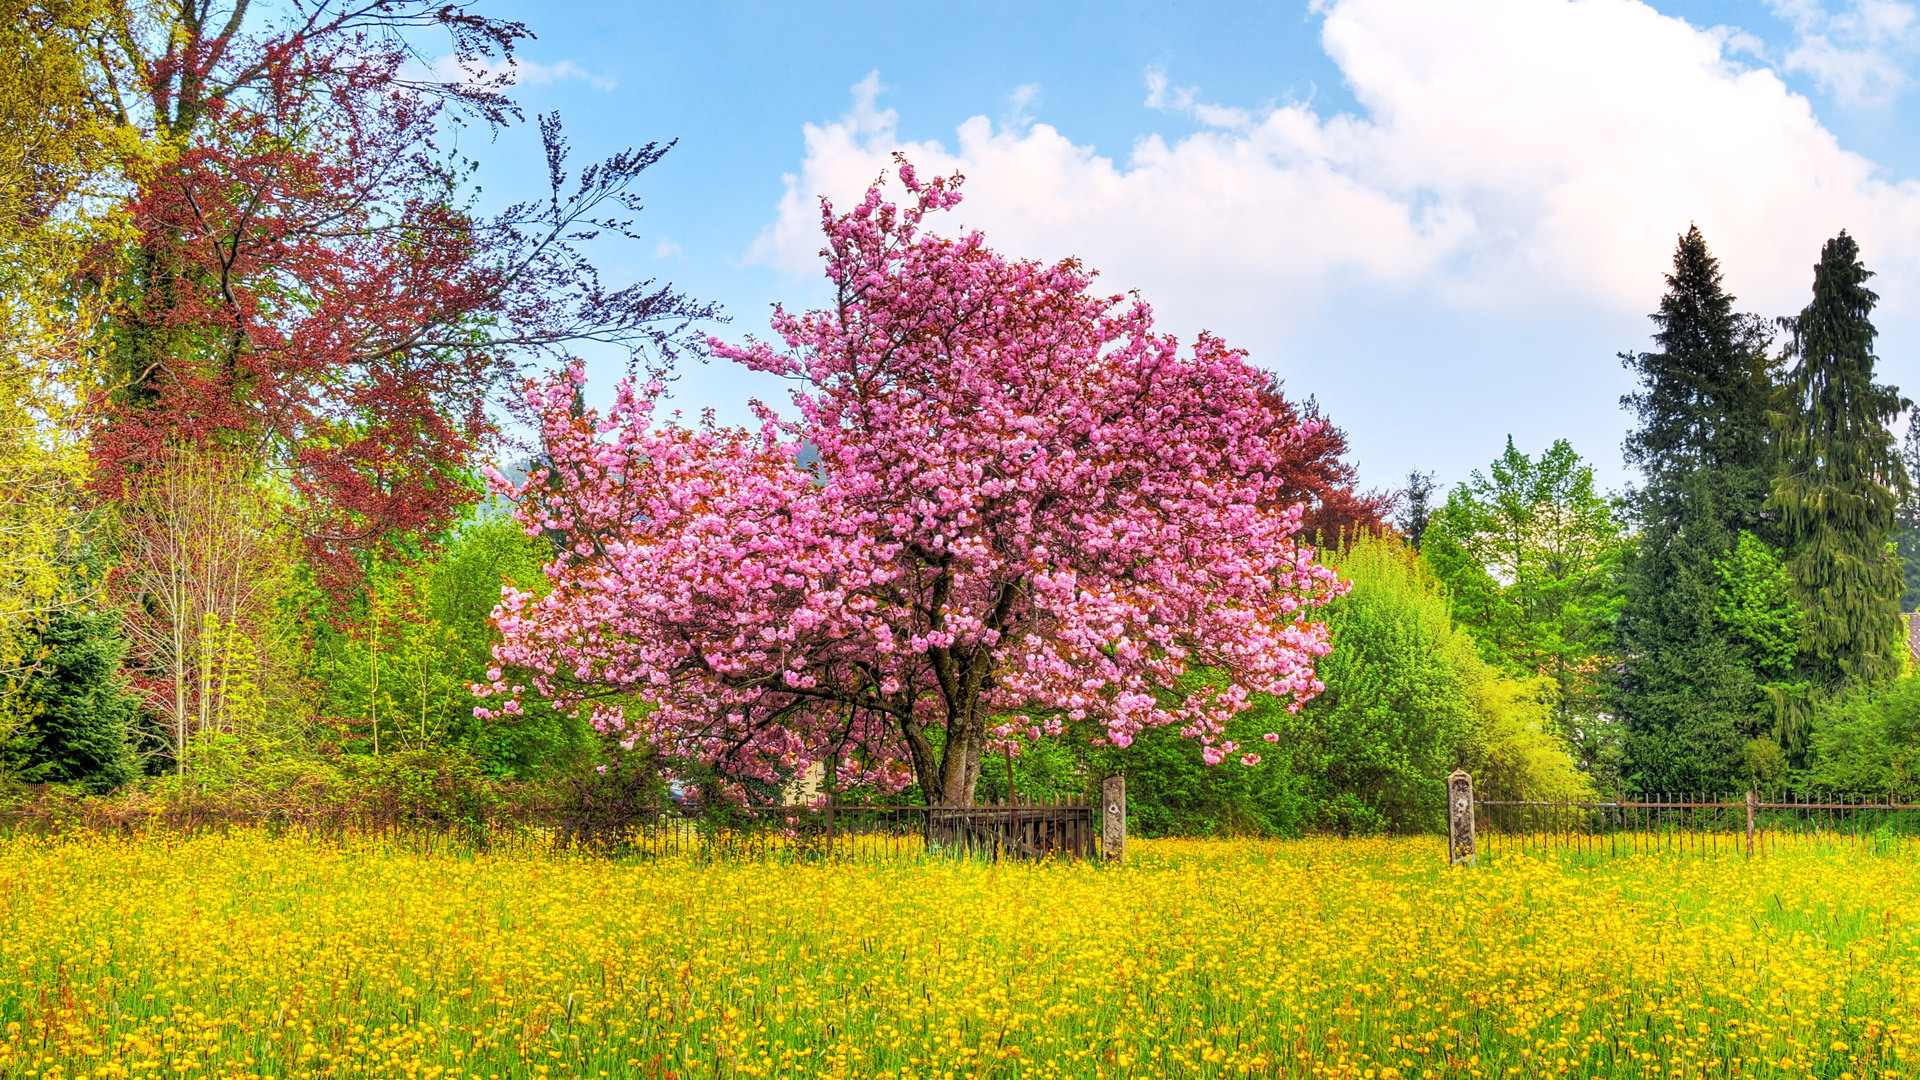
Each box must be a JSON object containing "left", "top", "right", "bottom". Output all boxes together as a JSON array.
[
  {"left": 1102, "top": 775, "right": 1126, "bottom": 863},
  {"left": 1448, "top": 770, "right": 1476, "bottom": 867}
]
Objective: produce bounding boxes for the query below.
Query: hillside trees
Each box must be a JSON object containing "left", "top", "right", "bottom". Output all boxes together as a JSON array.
[
  {"left": 487, "top": 163, "right": 1344, "bottom": 806},
  {"left": 1614, "top": 227, "right": 1783, "bottom": 792},
  {"left": 1769, "top": 231, "right": 1909, "bottom": 758}
]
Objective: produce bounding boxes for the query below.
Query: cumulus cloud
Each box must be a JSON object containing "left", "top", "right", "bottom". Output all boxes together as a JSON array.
[
  {"left": 749, "top": 0, "right": 1920, "bottom": 340},
  {"left": 1772, "top": 0, "right": 1919, "bottom": 106}
]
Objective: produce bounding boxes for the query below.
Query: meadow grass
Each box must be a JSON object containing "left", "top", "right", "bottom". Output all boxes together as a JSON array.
[{"left": 2, "top": 832, "right": 1918, "bottom": 1080}]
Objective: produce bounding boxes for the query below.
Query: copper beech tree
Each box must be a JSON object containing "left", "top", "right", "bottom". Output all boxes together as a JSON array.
[
  {"left": 83, "top": 0, "right": 716, "bottom": 592},
  {"left": 482, "top": 163, "right": 1346, "bottom": 805}
]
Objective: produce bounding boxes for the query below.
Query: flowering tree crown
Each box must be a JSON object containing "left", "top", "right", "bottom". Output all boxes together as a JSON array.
[{"left": 483, "top": 160, "right": 1343, "bottom": 804}]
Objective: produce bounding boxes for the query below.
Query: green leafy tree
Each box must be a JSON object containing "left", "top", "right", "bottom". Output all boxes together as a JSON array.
[
  {"left": 1714, "top": 533, "right": 1805, "bottom": 683},
  {"left": 1101, "top": 535, "right": 1586, "bottom": 835},
  {"left": 1614, "top": 227, "right": 1781, "bottom": 793},
  {"left": 1422, "top": 438, "right": 1625, "bottom": 769},
  {"left": 304, "top": 514, "right": 596, "bottom": 778},
  {"left": 1809, "top": 676, "right": 1920, "bottom": 798},
  {"left": 1770, "top": 231, "right": 1910, "bottom": 757}
]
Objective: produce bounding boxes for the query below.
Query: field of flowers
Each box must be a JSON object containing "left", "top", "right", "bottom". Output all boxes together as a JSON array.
[{"left": 3, "top": 832, "right": 1919, "bottom": 1080}]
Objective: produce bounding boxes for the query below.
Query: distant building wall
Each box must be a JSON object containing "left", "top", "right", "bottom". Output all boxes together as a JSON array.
[{"left": 783, "top": 760, "right": 825, "bottom": 806}]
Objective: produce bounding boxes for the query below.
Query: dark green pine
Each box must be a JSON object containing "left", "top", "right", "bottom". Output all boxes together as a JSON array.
[
  {"left": 1616, "top": 226, "right": 1780, "bottom": 792},
  {"left": 1771, "top": 230, "right": 1910, "bottom": 751}
]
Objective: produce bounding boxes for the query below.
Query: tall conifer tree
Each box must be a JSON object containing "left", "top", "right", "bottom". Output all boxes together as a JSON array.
[
  {"left": 1770, "top": 231, "right": 1909, "bottom": 756},
  {"left": 1892, "top": 415, "right": 1920, "bottom": 609},
  {"left": 1616, "top": 226, "right": 1779, "bottom": 792}
]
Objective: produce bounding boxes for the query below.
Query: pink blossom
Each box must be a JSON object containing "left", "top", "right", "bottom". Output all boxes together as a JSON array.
[{"left": 484, "top": 157, "right": 1342, "bottom": 805}]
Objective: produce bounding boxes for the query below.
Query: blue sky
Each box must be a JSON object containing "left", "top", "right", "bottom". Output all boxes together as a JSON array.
[{"left": 450, "top": 0, "right": 1920, "bottom": 498}]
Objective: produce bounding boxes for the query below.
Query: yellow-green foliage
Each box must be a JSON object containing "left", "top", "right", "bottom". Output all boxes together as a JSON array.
[
  {"left": 5, "top": 834, "right": 1920, "bottom": 1080},
  {"left": 0, "top": 2, "right": 147, "bottom": 683},
  {"left": 1458, "top": 668, "right": 1593, "bottom": 803},
  {"left": 1322, "top": 535, "right": 1589, "bottom": 808}
]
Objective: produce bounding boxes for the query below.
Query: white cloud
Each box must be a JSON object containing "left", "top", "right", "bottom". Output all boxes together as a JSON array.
[
  {"left": 1006, "top": 83, "right": 1042, "bottom": 130},
  {"left": 652, "top": 237, "right": 685, "bottom": 260},
  {"left": 750, "top": 0, "right": 1920, "bottom": 339},
  {"left": 1144, "top": 66, "right": 1256, "bottom": 129},
  {"left": 421, "top": 54, "right": 617, "bottom": 93},
  {"left": 1771, "top": 0, "right": 1919, "bottom": 106}
]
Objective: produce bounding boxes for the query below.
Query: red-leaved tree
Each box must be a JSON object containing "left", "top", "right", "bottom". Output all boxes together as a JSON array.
[
  {"left": 481, "top": 161, "right": 1344, "bottom": 805},
  {"left": 1260, "top": 384, "right": 1392, "bottom": 541},
  {"left": 87, "top": 2, "right": 715, "bottom": 591}
]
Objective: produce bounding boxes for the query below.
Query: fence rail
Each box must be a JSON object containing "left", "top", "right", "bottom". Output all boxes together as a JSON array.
[
  {"left": 1473, "top": 793, "right": 1920, "bottom": 857},
  {"left": 0, "top": 795, "right": 1106, "bottom": 862},
  {"left": 562, "top": 798, "right": 1101, "bottom": 861}
]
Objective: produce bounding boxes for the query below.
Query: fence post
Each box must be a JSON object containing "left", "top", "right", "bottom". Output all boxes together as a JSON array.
[
  {"left": 1101, "top": 775, "right": 1127, "bottom": 863},
  {"left": 1745, "top": 789, "right": 1756, "bottom": 858},
  {"left": 1448, "top": 770, "right": 1476, "bottom": 867},
  {"left": 824, "top": 757, "right": 836, "bottom": 857}
]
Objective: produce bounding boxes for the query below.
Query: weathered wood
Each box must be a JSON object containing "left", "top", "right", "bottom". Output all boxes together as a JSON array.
[
  {"left": 1745, "top": 789, "right": 1757, "bottom": 857},
  {"left": 1447, "top": 770, "right": 1476, "bottom": 867},
  {"left": 1102, "top": 775, "right": 1127, "bottom": 863}
]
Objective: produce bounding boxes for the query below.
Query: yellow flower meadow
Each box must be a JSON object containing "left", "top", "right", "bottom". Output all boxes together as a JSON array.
[{"left": 2, "top": 832, "right": 1917, "bottom": 1080}]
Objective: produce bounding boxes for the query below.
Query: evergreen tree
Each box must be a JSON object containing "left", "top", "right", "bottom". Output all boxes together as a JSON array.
[
  {"left": 17, "top": 610, "right": 139, "bottom": 792},
  {"left": 1395, "top": 470, "right": 1438, "bottom": 551},
  {"left": 1770, "top": 230, "right": 1910, "bottom": 757},
  {"left": 1614, "top": 226, "right": 1779, "bottom": 793},
  {"left": 1893, "top": 413, "right": 1920, "bottom": 610}
]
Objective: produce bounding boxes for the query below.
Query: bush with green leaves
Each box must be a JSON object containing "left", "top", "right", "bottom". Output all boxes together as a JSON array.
[
  {"left": 303, "top": 514, "right": 597, "bottom": 779},
  {"left": 1808, "top": 676, "right": 1920, "bottom": 798},
  {"left": 1086, "top": 535, "right": 1588, "bottom": 836}
]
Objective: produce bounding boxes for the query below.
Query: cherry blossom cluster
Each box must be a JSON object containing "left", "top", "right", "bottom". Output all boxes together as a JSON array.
[{"left": 479, "top": 158, "right": 1344, "bottom": 802}]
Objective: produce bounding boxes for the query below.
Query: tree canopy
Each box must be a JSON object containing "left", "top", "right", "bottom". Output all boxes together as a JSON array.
[{"left": 485, "top": 162, "right": 1345, "bottom": 806}]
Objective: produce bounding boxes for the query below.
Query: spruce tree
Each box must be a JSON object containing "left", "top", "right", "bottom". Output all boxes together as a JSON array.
[
  {"left": 1893, "top": 414, "right": 1920, "bottom": 610},
  {"left": 18, "top": 610, "right": 139, "bottom": 792},
  {"left": 1395, "top": 470, "right": 1438, "bottom": 551},
  {"left": 1770, "top": 231, "right": 1909, "bottom": 756},
  {"left": 1615, "top": 226, "right": 1779, "bottom": 793}
]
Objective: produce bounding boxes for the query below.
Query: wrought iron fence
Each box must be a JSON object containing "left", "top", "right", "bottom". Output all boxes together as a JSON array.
[
  {"left": 559, "top": 797, "right": 1101, "bottom": 861},
  {"left": 0, "top": 795, "right": 1104, "bottom": 862},
  {"left": 1475, "top": 794, "right": 1920, "bottom": 857}
]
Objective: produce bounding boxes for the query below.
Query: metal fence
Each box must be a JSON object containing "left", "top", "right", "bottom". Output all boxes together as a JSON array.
[
  {"left": 560, "top": 797, "right": 1101, "bottom": 861},
  {"left": 1475, "top": 794, "right": 1920, "bottom": 857},
  {"left": 0, "top": 795, "right": 1104, "bottom": 862}
]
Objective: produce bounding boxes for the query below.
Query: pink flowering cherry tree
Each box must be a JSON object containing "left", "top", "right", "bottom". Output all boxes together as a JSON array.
[{"left": 480, "top": 159, "right": 1344, "bottom": 805}]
